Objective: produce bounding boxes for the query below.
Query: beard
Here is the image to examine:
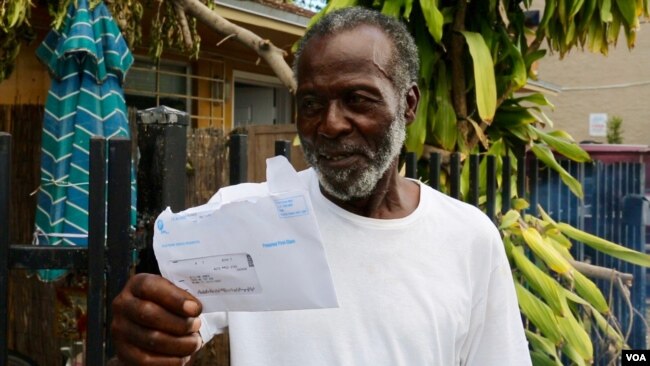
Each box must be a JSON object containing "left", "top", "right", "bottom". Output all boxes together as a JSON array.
[{"left": 301, "top": 102, "right": 407, "bottom": 201}]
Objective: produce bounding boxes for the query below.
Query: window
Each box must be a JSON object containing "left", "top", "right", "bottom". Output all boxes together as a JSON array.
[
  {"left": 233, "top": 71, "right": 292, "bottom": 127},
  {"left": 124, "top": 57, "right": 226, "bottom": 128}
]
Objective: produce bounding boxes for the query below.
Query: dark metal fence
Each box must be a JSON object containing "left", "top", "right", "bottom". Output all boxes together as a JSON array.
[{"left": 0, "top": 134, "right": 132, "bottom": 365}]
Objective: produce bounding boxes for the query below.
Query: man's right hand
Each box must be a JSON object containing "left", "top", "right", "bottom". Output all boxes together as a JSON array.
[{"left": 111, "top": 273, "right": 203, "bottom": 365}]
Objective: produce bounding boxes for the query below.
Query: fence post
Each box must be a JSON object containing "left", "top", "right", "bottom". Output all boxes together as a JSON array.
[
  {"left": 230, "top": 134, "right": 247, "bottom": 185},
  {"left": 87, "top": 137, "right": 106, "bottom": 366},
  {"left": 469, "top": 154, "right": 479, "bottom": 207},
  {"left": 621, "top": 195, "right": 648, "bottom": 349},
  {"left": 0, "top": 133, "right": 10, "bottom": 366},
  {"left": 486, "top": 155, "right": 496, "bottom": 221},
  {"left": 105, "top": 138, "right": 133, "bottom": 359},
  {"left": 450, "top": 153, "right": 461, "bottom": 200},
  {"left": 502, "top": 156, "right": 511, "bottom": 214},
  {"left": 429, "top": 153, "right": 441, "bottom": 191},
  {"left": 275, "top": 140, "right": 292, "bottom": 160},
  {"left": 405, "top": 152, "right": 417, "bottom": 179}
]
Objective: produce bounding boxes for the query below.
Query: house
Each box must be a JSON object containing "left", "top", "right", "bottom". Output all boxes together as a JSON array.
[
  {"left": 0, "top": 0, "right": 313, "bottom": 129},
  {"left": 0, "top": 2, "right": 313, "bottom": 364},
  {"left": 529, "top": 1, "right": 650, "bottom": 145}
]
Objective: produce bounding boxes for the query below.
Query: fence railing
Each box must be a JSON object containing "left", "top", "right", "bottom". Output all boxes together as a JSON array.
[{"left": 0, "top": 133, "right": 132, "bottom": 365}]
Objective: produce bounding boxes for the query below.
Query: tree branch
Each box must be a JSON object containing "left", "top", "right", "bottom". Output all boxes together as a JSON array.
[
  {"left": 570, "top": 260, "right": 634, "bottom": 285},
  {"left": 450, "top": 0, "right": 468, "bottom": 120},
  {"left": 175, "top": 0, "right": 297, "bottom": 93},
  {"left": 450, "top": 0, "right": 470, "bottom": 149},
  {"left": 174, "top": 3, "right": 194, "bottom": 50}
]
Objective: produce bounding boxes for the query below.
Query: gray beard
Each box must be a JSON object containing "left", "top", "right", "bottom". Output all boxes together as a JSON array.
[{"left": 301, "top": 105, "right": 407, "bottom": 201}]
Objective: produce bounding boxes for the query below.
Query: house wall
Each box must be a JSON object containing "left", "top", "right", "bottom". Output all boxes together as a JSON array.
[
  {"left": 535, "top": 22, "right": 650, "bottom": 145},
  {"left": 0, "top": 40, "right": 50, "bottom": 104}
]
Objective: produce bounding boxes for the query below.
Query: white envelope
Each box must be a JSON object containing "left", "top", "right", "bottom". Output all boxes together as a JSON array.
[{"left": 153, "top": 156, "right": 339, "bottom": 312}]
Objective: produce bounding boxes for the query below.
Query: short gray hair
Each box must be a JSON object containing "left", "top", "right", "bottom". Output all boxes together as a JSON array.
[{"left": 293, "top": 7, "right": 420, "bottom": 93}]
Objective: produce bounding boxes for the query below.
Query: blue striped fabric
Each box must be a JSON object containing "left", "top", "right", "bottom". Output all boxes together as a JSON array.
[{"left": 35, "top": 0, "right": 136, "bottom": 281}]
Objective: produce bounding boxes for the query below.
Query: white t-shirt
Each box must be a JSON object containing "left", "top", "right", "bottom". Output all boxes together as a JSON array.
[{"left": 200, "top": 169, "right": 531, "bottom": 365}]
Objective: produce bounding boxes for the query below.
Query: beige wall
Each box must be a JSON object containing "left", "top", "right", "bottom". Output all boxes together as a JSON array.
[{"left": 535, "top": 21, "right": 650, "bottom": 144}]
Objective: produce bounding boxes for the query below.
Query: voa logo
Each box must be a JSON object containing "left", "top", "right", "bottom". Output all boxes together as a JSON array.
[
  {"left": 622, "top": 350, "right": 650, "bottom": 365},
  {"left": 626, "top": 354, "right": 646, "bottom": 362}
]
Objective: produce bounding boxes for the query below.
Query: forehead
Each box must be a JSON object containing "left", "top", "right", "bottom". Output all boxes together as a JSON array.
[{"left": 297, "top": 25, "right": 394, "bottom": 82}]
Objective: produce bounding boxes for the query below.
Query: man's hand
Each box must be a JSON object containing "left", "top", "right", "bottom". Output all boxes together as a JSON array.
[{"left": 112, "top": 273, "right": 203, "bottom": 365}]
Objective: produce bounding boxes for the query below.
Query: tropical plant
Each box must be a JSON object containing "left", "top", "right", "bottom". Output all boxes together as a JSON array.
[
  {"left": 304, "top": 0, "right": 650, "bottom": 364},
  {"left": 607, "top": 115, "right": 624, "bottom": 144},
  {"left": 2, "top": 0, "right": 650, "bottom": 364}
]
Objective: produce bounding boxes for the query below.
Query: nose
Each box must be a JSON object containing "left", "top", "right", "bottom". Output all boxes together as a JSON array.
[{"left": 318, "top": 100, "right": 352, "bottom": 139}]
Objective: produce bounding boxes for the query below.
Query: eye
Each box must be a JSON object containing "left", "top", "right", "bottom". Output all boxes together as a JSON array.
[
  {"left": 345, "top": 93, "right": 369, "bottom": 105},
  {"left": 299, "top": 96, "right": 324, "bottom": 116}
]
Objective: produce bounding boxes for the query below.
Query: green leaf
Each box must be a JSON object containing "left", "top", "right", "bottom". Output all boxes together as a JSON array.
[
  {"left": 615, "top": 0, "right": 637, "bottom": 25},
  {"left": 406, "top": 87, "right": 430, "bottom": 156},
  {"left": 499, "top": 209, "right": 521, "bottom": 229},
  {"left": 403, "top": 0, "right": 414, "bottom": 18},
  {"left": 381, "top": 0, "right": 405, "bottom": 18},
  {"left": 573, "top": 270, "right": 609, "bottom": 314},
  {"left": 533, "top": 127, "right": 591, "bottom": 162},
  {"left": 415, "top": 26, "right": 437, "bottom": 86},
  {"left": 432, "top": 65, "right": 457, "bottom": 150},
  {"left": 601, "top": 0, "right": 614, "bottom": 22},
  {"left": 507, "top": 42, "right": 527, "bottom": 88},
  {"left": 515, "top": 283, "right": 563, "bottom": 343},
  {"left": 493, "top": 107, "right": 538, "bottom": 127},
  {"left": 540, "top": 0, "right": 558, "bottom": 28},
  {"left": 531, "top": 350, "right": 563, "bottom": 366},
  {"left": 511, "top": 245, "right": 567, "bottom": 316},
  {"left": 530, "top": 144, "right": 584, "bottom": 198},
  {"left": 557, "top": 222, "right": 650, "bottom": 266},
  {"left": 526, "top": 331, "right": 562, "bottom": 364},
  {"left": 419, "top": 0, "right": 444, "bottom": 42},
  {"left": 512, "top": 93, "right": 555, "bottom": 108},
  {"left": 557, "top": 305, "right": 593, "bottom": 362},
  {"left": 561, "top": 343, "right": 588, "bottom": 366},
  {"left": 461, "top": 31, "right": 497, "bottom": 123},
  {"left": 522, "top": 227, "right": 574, "bottom": 274}
]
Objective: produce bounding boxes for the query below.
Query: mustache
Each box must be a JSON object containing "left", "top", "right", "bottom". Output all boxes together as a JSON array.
[{"left": 303, "top": 139, "right": 373, "bottom": 158}]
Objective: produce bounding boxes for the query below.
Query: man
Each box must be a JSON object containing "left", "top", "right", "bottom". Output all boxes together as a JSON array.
[{"left": 111, "top": 7, "right": 531, "bottom": 365}]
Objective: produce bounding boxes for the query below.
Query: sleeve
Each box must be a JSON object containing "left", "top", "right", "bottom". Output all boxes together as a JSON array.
[
  {"left": 461, "top": 231, "right": 532, "bottom": 366},
  {"left": 199, "top": 311, "right": 229, "bottom": 343}
]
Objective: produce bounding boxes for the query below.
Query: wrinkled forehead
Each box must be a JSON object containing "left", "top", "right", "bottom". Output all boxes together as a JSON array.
[{"left": 297, "top": 25, "right": 394, "bottom": 81}]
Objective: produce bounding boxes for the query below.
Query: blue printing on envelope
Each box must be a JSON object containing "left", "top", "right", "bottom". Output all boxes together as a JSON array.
[{"left": 273, "top": 195, "right": 309, "bottom": 218}]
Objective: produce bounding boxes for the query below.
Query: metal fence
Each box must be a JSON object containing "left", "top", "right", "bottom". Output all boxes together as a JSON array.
[{"left": 1, "top": 133, "right": 133, "bottom": 365}]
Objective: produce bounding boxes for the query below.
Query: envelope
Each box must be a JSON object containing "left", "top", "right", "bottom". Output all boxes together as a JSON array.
[{"left": 153, "top": 156, "right": 339, "bottom": 312}]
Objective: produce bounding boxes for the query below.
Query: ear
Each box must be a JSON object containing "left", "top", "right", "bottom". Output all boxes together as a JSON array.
[{"left": 403, "top": 82, "right": 420, "bottom": 126}]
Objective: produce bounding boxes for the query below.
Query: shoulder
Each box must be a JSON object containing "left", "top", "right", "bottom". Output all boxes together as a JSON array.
[{"left": 419, "top": 183, "right": 497, "bottom": 235}]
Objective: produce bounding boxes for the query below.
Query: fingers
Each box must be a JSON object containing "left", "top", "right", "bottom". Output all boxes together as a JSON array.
[
  {"left": 116, "top": 288, "right": 201, "bottom": 336},
  {"left": 114, "top": 333, "right": 199, "bottom": 366},
  {"left": 117, "top": 321, "right": 202, "bottom": 357},
  {"left": 129, "top": 273, "right": 203, "bottom": 318},
  {"left": 112, "top": 273, "right": 204, "bottom": 365}
]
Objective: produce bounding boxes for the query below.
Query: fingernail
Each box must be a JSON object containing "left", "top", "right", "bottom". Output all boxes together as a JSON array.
[
  {"left": 190, "top": 317, "right": 202, "bottom": 332},
  {"left": 183, "top": 300, "right": 200, "bottom": 315}
]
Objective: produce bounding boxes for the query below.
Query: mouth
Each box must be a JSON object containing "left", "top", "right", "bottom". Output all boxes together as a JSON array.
[
  {"left": 317, "top": 151, "right": 365, "bottom": 168},
  {"left": 320, "top": 152, "right": 356, "bottom": 161}
]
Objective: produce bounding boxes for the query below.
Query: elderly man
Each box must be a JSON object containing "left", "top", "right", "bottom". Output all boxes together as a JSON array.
[{"left": 111, "top": 7, "right": 530, "bottom": 365}]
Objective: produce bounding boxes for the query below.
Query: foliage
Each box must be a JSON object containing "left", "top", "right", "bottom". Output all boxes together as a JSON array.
[
  {"left": 311, "top": 0, "right": 650, "bottom": 364},
  {"left": 2, "top": 0, "right": 650, "bottom": 363},
  {"left": 607, "top": 115, "right": 624, "bottom": 144}
]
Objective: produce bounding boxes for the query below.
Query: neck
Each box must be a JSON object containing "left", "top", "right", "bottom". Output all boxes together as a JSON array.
[{"left": 319, "top": 159, "right": 420, "bottom": 219}]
